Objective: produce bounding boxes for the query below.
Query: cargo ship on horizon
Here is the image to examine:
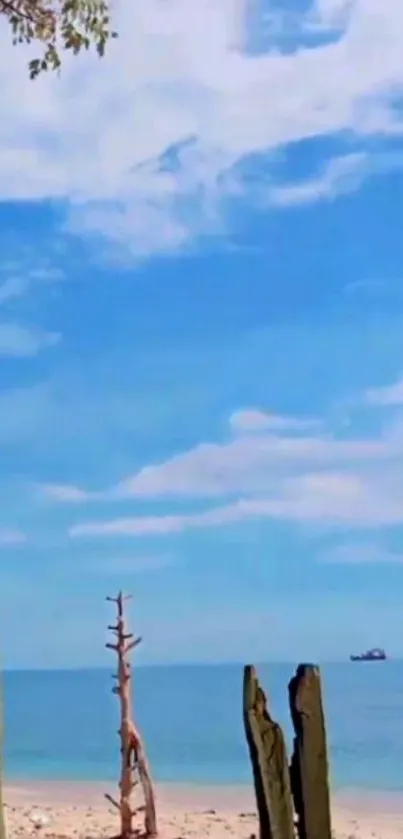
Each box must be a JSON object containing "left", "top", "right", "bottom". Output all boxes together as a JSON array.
[{"left": 350, "top": 647, "right": 387, "bottom": 661}]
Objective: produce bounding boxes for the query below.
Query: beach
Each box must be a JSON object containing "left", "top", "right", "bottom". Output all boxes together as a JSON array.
[{"left": 3, "top": 782, "right": 403, "bottom": 839}]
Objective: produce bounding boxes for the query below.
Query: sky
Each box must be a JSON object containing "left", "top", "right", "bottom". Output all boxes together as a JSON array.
[{"left": 1, "top": 0, "right": 403, "bottom": 667}]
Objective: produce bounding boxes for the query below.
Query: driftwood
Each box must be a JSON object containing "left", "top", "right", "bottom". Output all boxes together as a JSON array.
[
  {"left": 243, "top": 665, "right": 294, "bottom": 839},
  {"left": 106, "top": 592, "right": 157, "bottom": 838},
  {"left": 289, "top": 664, "right": 331, "bottom": 839}
]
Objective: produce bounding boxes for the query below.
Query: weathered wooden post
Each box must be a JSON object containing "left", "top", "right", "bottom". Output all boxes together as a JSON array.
[
  {"left": 289, "top": 664, "right": 331, "bottom": 839},
  {"left": 105, "top": 592, "right": 157, "bottom": 838},
  {"left": 243, "top": 665, "right": 294, "bottom": 839},
  {"left": 0, "top": 683, "right": 6, "bottom": 839}
]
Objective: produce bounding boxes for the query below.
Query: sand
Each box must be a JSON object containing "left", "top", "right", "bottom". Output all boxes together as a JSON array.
[{"left": 3, "top": 781, "right": 403, "bottom": 839}]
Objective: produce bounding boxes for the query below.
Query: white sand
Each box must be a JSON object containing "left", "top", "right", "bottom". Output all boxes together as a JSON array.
[{"left": 3, "top": 781, "right": 403, "bottom": 839}]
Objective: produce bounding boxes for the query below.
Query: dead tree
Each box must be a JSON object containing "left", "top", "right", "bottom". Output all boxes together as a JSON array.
[{"left": 105, "top": 592, "right": 157, "bottom": 839}]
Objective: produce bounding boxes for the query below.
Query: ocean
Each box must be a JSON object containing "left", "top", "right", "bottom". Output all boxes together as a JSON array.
[{"left": 2, "top": 662, "right": 403, "bottom": 791}]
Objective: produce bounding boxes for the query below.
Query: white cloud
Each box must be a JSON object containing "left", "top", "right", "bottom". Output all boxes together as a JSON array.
[
  {"left": 0, "top": 528, "right": 27, "bottom": 545},
  {"left": 0, "top": 277, "right": 30, "bottom": 304},
  {"left": 70, "top": 513, "right": 194, "bottom": 537},
  {"left": 344, "top": 278, "right": 386, "bottom": 296},
  {"left": 307, "top": 0, "right": 354, "bottom": 30},
  {"left": 39, "top": 483, "right": 94, "bottom": 502},
  {"left": 61, "top": 398, "right": 403, "bottom": 535},
  {"left": 321, "top": 542, "right": 403, "bottom": 563},
  {"left": 42, "top": 413, "right": 391, "bottom": 503},
  {"left": 38, "top": 380, "right": 403, "bottom": 535},
  {"left": 0, "top": 263, "right": 65, "bottom": 305},
  {"left": 69, "top": 470, "right": 403, "bottom": 537},
  {"left": 270, "top": 152, "right": 368, "bottom": 206},
  {"left": 365, "top": 376, "right": 403, "bottom": 406},
  {"left": 28, "top": 267, "right": 65, "bottom": 283},
  {"left": 229, "top": 408, "right": 320, "bottom": 433},
  {"left": 1, "top": 0, "right": 403, "bottom": 253},
  {"left": 95, "top": 435, "right": 393, "bottom": 500},
  {"left": 270, "top": 151, "right": 403, "bottom": 207},
  {"left": 0, "top": 323, "right": 60, "bottom": 357}
]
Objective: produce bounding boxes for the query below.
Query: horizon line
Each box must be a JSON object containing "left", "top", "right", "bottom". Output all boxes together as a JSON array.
[{"left": 2, "top": 658, "right": 402, "bottom": 673}]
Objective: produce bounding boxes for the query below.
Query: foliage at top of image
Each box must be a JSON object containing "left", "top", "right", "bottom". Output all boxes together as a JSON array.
[{"left": 1, "top": 0, "right": 117, "bottom": 78}]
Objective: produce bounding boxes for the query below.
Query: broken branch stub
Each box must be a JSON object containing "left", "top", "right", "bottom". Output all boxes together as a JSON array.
[{"left": 104, "top": 793, "right": 120, "bottom": 810}]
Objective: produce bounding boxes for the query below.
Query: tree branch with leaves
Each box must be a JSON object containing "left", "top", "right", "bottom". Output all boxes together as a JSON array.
[{"left": 1, "top": 0, "right": 117, "bottom": 78}]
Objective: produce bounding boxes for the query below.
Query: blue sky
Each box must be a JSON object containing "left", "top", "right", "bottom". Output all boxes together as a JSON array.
[{"left": 1, "top": 0, "right": 403, "bottom": 667}]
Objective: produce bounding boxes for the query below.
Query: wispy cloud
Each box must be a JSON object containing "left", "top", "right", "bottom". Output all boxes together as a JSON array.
[
  {"left": 305, "top": 0, "right": 354, "bottom": 32},
  {"left": 344, "top": 278, "right": 387, "bottom": 297},
  {"left": 84, "top": 437, "right": 393, "bottom": 500},
  {"left": 0, "top": 323, "right": 61, "bottom": 358},
  {"left": 2, "top": 0, "right": 403, "bottom": 254},
  {"left": 41, "top": 407, "right": 391, "bottom": 503},
  {"left": 70, "top": 513, "right": 196, "bottom": 538},
  {"left": 229, "top": 408, "right": 320, "bottom": 433},
  {"left": 28, "top": 267, "right": 65, "bottom": 283},
  {"left": 69, "top": 470, "right": 403, "bottom": 538},
  {"left": 270, "top": 153, "right": 368, "bottom": 207},
  {"left": 321, "top": 542, "right": 403, "bottom": 564},
  {"left": 270, "top": 151, "right": 403, "bottom": 208},
  {"left": 0, "top": 263, "right": 65, "bottom": 305},
  {"left": 39, "top": 483, "right": 93, "bottom": 503},
  {"left": 365, "top": 375, "right": 403, "bottom": 406},
  {"left": 58, "top": 392, "right": 403, "bottom": 536},
  {"left": 0, "top": 277, "right": 30, "bottom": 304},
  {"left": 0, "top": 528, "right": 27, "bottom": 545}
]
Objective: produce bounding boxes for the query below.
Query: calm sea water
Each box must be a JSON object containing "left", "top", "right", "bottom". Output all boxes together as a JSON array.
[{"left": 2, "top": 662, "right": 403, "bottom": 790}]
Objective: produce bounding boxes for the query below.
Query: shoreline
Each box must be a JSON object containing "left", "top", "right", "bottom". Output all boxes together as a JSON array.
[
  {"left": 4, "top": 778, "right": 403, "bottom": 811},
  {"left": 3, "top": 780, "right": 256, "bottom": 810}
]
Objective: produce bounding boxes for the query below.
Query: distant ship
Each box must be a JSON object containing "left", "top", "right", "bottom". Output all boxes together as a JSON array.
[{"left": 350, "top": 648, "right": 387, "bottom": 662}]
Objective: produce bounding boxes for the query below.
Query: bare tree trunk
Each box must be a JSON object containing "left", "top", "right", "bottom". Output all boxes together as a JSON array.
[{"left": 106, "top": 592, "right": 158, "bottom": 838}]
